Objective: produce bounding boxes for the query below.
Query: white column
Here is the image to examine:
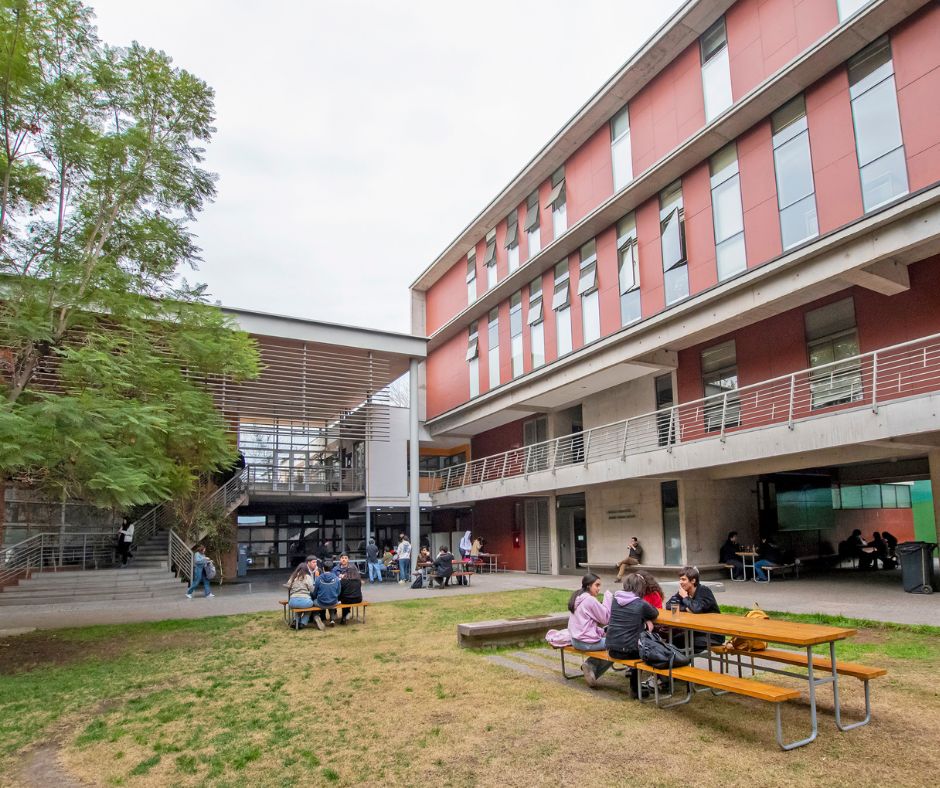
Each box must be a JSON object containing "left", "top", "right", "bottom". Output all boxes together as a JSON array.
[
  {"left": 365, "top": 504, "right": 371, "bottom": 547},
  {"left": 547, "top": 493, "right": 560, "bottom": 575},
  {"left": 409, "top": 358, "right": 421, "bottom": 553}
]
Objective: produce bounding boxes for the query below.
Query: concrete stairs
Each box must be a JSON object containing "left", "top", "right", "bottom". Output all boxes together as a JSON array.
[{"left": 0, "top": 529, "right": 185, "bottom": 606}]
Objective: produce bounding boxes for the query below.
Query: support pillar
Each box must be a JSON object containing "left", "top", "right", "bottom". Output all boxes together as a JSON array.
[
  {"left": 929, "top": 452, "right": 940, "bottom": 546},
  {"left": 365, "top": 504, "right": 372, "bottom": 547},
  {"left": 408, "top": 358, "right": 421, "bottom": 554},
  {"left": 547, "top": 493, "right": 559, "bottom": 576}
]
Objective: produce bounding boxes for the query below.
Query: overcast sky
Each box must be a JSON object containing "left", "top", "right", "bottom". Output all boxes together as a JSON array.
[{"left": 90, "top": 0, "right": 684, "bottom": 334}]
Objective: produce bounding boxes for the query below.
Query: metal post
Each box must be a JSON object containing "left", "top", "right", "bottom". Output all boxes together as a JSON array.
[
  {"left": 787, "top": 374, "right": 796, "bottom": 430},
  {"left": 582, "top": 429, "right": 592, "bottom": 466},
  {"left": 500, "top": 452, "right": 508, "bottom": 481},
  {"left": 621, "top": 419, "right": 630, "bottom": 460},
  {"left": 871, "top": 352, "right": 879, "bottom": 413},
  {"left": 666, "top": 409, "right": 676, "bottom": 453},
  {"left": 719, "top": 393, "right": 729, "bottom": 443},
  {"left": 365, "top": 504, "right": 372, "bottom": 546},
  {"left": 408, "top": 358, "right": 421, "bottom": 556}
]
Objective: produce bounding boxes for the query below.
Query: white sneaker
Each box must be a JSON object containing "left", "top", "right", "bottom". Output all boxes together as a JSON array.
[
  {"left": 581, "top": 661, "right": 598, "bottom": 688},
  {"left": 206, "top": 593, "right": 215, "bottom": 599},
  {"left": 185, "top": 593, "right": 192, "bottom": 599}
]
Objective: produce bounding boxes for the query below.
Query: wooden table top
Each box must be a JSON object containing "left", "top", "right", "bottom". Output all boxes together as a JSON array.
[{"left": 654, "top": 610, "right": 856, "bottom": 646}]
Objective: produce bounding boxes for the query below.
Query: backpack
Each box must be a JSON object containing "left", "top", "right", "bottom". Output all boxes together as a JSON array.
[
  {"left": 638, "top": 630, "right": 691, "bottom": 671},
  {"left": 410, "top": 574, "right": 423, "bottom": 589},
  {"left": 204, "top": 560, "right": 217, "bottom": 581},
  {"left": 730, "top": 606, "right": 769, "bottom": 651}
]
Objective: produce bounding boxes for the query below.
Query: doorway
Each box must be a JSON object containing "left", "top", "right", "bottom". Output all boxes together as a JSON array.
[{"left": 557, "top": 493, "right": 587, "bottom": 575}]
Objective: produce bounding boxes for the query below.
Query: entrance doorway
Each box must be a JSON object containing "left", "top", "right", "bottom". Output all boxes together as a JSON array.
[
  {"left": 557, "top": 493, "right": 587, "bottom": 575},
  {"left": 524, "top": 498, "right": 551, "bottom": 573}
]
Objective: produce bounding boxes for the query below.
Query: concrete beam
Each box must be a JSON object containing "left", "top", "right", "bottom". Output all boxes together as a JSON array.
[{"left": 841, "top": 259, "right": 910, "bottom": 295}]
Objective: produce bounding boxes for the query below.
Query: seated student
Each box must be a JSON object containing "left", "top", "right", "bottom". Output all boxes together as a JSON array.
[
  {"left": 868, "top": 532, "right": 889, "bottom": 570},
  {"left": 285, "top": 555, "right": 318, "bottom": 629},
  {"left": 567, "top": 573, "right": 613, "bottom": 688},
  {"left": 606, "top": 573, "right": 659, "bottom": 697},
  {"left": 663, "top": 566, "right": 723, "bottom": 653},
  {"left": 754, "top": 537, "right": 783, "bottom": 581},
  {"left": 312, "top": 559, "right": 342, "bottom": 629},
  {"left": 882, "top": 531, "right": 898, "bottom": 567},
  {"left": 847, "top": 529, "right": 877, "bottom": 570},
  {"left": 635, "top": 570, "right": 664, "bottom": 609},
  {"left": 615, "top": 537, "right": 644, "bottom": 581},
  {"left": 719, "top": 530, "right": 745, "bottom": 580},
  {"left": 338, "top": 562, "right": 363, "bottom": 624},
  {"left": 431, "top": 545, "right": 455, "bottom": 588},
  {"left": 335, "top": 553, "right": 352, "bottom": 578}
]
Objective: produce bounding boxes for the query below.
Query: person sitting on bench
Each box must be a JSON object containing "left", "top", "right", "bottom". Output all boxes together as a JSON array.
[
  {"left": 312, "top": 559, "right": 341, "bottom": 629},
  {"left": 567, "top": 572, "right": 613, "bottom": 688},
  {"left": 338, "top": 561, "right": 363, "bottom": 624},
  {"left": 431, "top": 545, "right": 455, "bottom": 587},
  {"left": 286, "top": 555, "right": 318, "bottom": 629},
  {"left": 719, "top": 531, "right": 745, "bottom": 580},
  {"left": 606, "top": 573, "right": 659, "bottom": 697},
  {"left": 615, "top": 537, "right": 643, "bottom": 581},
  {"left": 664, "top": 566, "right": 723, "bottom": 652},
  {"left": 754, "top": 537, "right": 782, "bottom": 581}
]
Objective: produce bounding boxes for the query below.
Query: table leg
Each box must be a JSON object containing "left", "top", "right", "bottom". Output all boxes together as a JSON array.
[
  {"left": 830, "top": 640, "right": 870, "bottom": 730},
  {"left": 776, "top": 645, "right": 820, "bottom": 750}
]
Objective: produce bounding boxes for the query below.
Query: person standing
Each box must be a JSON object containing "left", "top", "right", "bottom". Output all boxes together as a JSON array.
[
  {"left": 116, "top": 518, "right": 135, "bottom": 567},
  {"left": 614, "top": 537, "right": 643, "bottom": 581},
  {"left": 459, "top": 530, "right": 473, "bottom": 560},
  {"left": 397, "top": 533, "right": 412, "bottom": 585},
  {"left": 365, "top": 539, "right": 382, "bottom": 583},
  {"left": 185, "top": 545, "right": 215, "bottom": 599}
]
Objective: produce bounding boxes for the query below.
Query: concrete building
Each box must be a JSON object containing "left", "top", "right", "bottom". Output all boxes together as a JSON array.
[{"left": 410, "top": 0, "right": 940, "bottom": 574}]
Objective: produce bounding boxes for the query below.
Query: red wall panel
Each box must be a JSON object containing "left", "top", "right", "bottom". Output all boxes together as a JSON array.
[
  {"left": 806, "top": 70, "right": 863, "bottom": 234},
  {"left": 596, "top": 225, "right": 621, "bottom": 337},
  {"left": 470, "top": 497, "right": 525, "bottom": 571},
  {"left": 566, "top": 125, "right": 614, "bottom": 225},
  {"left": 738, "top": 121, "right": 782, "bottom": 268},
  {"left": 637, "top": 198, "right": 665, "bottom": 317},
  {"left": 683, "top": 162, "right": 717, "bottom": 294},
  {"left": 472, "top": 418, "right": 525, "bottom": 457},
  {"left": 426, "top": 261, "right": 468, "bottom": 335},
  {"left": 426, "top": 332, "right": 470, "bottom": 419}
]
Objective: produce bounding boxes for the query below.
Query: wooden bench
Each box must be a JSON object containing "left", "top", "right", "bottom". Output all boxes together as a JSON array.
[
  {"left": 279, "top": 600, "right": 369, "bottom": 627},
  {"left": 457, "top": 613, "right": 568, "bottom": 648},
  {"left": 427, "top": 570, "right": 472, "bottom": 587},
  {"left": 553, "top": 644, "right": 805, "bottom": 750},
  {"left": 756, "top": 563, "right": 798, "bottom": 582},
  {"left": 712, "top": 644, "right": 886, "bottom": 729}
]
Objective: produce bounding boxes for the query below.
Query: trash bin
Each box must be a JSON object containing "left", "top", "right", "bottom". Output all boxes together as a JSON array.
[
  {"left": 896, "top": 542, "right": 936, "bottom": 594},
  {"left": 237, "top": 544, "right": 249, "bottom": 578}
]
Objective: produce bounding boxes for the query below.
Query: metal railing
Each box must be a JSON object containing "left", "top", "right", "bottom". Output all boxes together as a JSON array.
[
  {"left": 246, "top": 464, "right": 363, "bottom": 495},
  {"left": 432, "top": 332, "right": 940, "bottom": 492},
  {"left": 0, "top": 532, "right": 117, "bottom": 585},
  {"left": 169, "top": 528, "right": 194, "bottom": 584}
]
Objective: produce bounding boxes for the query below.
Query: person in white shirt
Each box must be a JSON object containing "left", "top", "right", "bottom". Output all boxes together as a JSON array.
[{"left": 396, "top": 534, "right": 412, "bottom": 585}]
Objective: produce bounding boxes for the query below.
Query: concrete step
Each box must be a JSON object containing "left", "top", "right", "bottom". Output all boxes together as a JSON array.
[
  {"left": 7, "top": 574, "right": 182, "bottom": 591},
  {"left": 6, "top": 567, "right": 174, "bottom": 581},
  {"left": 0, "top": 586, "right": 187, "bottom": 606},
  {"left": 1, "top": 583, "right": 183, "bottom": 601}
]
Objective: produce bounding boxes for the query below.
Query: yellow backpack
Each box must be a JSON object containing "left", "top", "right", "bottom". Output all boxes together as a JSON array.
[{"left": 731, "top": 605, "right": 769, "bottom": 651}]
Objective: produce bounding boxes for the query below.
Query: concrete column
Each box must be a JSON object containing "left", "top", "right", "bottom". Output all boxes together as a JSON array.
[
  {"left": 408, "top": 358, "right": 421, "bottom": 554},
  {"left": 929, "top": 452, "right": 940, "bottom": 545},
  {"left": 547, "top": 493, "right": 559, "bottom": 575},
  {"left": 365, "top": 504, "right": 371, "bottom": 546}
]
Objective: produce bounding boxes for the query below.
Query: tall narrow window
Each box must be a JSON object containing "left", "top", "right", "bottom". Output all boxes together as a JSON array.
[
  {"left": 701, "top": 340, "right": 740, "bottom": 431},
  {"left": 660, "top": 180, "right": 689, "bottom": 305},
  {"left": 617, "top": 213, "right": 640, "bottom": 326},
  {"left": 805, "top": 297, "right": 862, "bottom": 409},
  {"left": 525, "top": 190, "right": 541, "bottom": 258},
  {"left": 483, "top": 229, "right": 497, "bottom": 290},
  {"left": 772, "top": 95, "right": 818, "bottom": 249},
  {"left": 577, "top": 239, "right": 600, "bottom": 344},
  {"left": 466, "top": 251, "right": 477, "bottom": 303},
  {"left": 701, "top": 17, "right": 732, "bottom": 122},
  {"left": 510, "top": 291, "right": 523, "bottom": 379},
  {"left": 610, "top": 107, "right": 633, "bottom": 191},
  {"left": 848, "top": 37, "right": 908, "bottom": 212},
  {"left": 709, "top": 143, "right": 746, "bottom": 281},
  {"left": 487, "top": 307, "right": 500, "bottom": 389},
  {"left": 838, "top": 0, "right": 874, "bottom": 22},
  {"left": 552, "top": 261, "right": 572, "bottom": 356},
  {"left": 547, "top": 167, "right": 567, "bottom": 239},
  {"left": 505, "top": 209, "right": 520, "bottom": 273},
  {"left": 528, "top": 276, "right": 545, "bottom": 369},
  {"left": 467, "top": 321, "right": 480, "bottom": 398}
]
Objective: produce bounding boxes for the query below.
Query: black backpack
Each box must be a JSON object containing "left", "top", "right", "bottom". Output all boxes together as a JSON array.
[
  {"left": 410, "top": 574, "right": 423, "bottom": 589},
  {"left": 638, "top": 630, "right": 691, "bottom": 671}
]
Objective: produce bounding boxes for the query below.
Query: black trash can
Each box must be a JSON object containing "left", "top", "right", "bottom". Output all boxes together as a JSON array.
[{"left": 896, "top": 542, "right": 936, "bottom": 594}]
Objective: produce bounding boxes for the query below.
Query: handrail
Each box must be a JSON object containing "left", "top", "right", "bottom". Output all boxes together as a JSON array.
[
  {"left": 246, "top": 464, "right": 363, "bottom": 494},
  {"left": 168, "top": 528, "right": 194, "bottom": 584},
  {"left": 0, "top": 532, "right": 117, "bottom": 585},
  {"left": 432, "top": 331, "right": 940, "bottom": 492}
]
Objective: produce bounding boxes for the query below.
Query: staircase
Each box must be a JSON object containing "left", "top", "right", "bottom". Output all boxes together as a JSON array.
[{"left": 0, "top": 529, "right": 184, "bottom": 606}]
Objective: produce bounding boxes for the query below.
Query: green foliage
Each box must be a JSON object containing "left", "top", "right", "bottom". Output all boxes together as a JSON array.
[{"left": 0, "top": 1, "right": 258, "bottom": 509}]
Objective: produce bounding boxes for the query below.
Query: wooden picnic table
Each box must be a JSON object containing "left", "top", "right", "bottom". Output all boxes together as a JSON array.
[{"left": 655, "top": 609, "right": 862, "bottom": 749}]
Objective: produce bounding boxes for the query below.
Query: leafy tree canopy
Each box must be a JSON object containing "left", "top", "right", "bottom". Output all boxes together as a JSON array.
[{"left": 0, "top": 0, "right": 259, "bottom": 511}]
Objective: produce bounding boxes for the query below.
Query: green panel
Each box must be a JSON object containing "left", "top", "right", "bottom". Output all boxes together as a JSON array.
[
  {"left": 777, "top": 487, "right": 836, "bottom": 531},
  {"left": 860, "top": 484, "right": 882, "bottom": 509},
  {"left": 911, "top": 480, "right": 937, "bottom": 543},
  {"left": 840, "top": 486, "right": 862, "bottom": 509}
]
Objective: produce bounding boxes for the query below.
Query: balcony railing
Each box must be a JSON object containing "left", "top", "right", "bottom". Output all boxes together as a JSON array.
[
  {"left": 431, "top": 332, "right": 940, "bottom": 492},
  {"left": 246, "top": 464, "right": 363, "bottom": 495}
]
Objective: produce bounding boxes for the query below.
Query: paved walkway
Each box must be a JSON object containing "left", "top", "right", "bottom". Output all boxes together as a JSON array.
[{"left": 0, "top": 566, "right": 937, "bottom": 635}]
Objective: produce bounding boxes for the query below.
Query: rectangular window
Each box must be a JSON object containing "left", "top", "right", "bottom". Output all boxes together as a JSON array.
[
  {"left": 528, "top": 276, "right": 545, "bottom": 369},
  {"left": 701, "top": 17, "right": 732, "bottom": 122},
  {"left": 805, "top": 297, "right": 862, "bottom": 409},
  {"left": 525, "top": 190, "right": 541, "bottom": 258},
  {"left": 709, "top": 143, "right": 746, "bottom": 281},
  {"left": 466, "top": 251, "right": 477, "bottom": 303},
  {"left": 467, "top": 322, "right": 479, "bottom": 398},
  {"left": 837, "top": 0, "right": 874, "bottom": 22},
  {"left": 483, "top": 229, "right": 497, "bottom": 290},
  {"left": 578, "top": 239, "right": 600, "bottom": 344},
  {"left": 610, "top": 106, "right": 633, "bottom": 191},
  {"left": 505, "top": 209, "right": 520, "bottom": 273},
  {"left": 848, "top": 37, "right": 908, "bottom": 212},
  {"left": 510, "top": 291, "right": 523, "bottom": 379},
  {"left": 547, "top": 167, "right": 567, "bottom": 239},
  {"left": 616, "top": 213, "right": 640, "bottom": 326},
  {"left": 772, "top": 95, "right": 818, "bottom": 249},
  {"left": 553, "top": 261, "right": 572, "bottom": 356},
  {"left": 660, "top": 180, "right": 689, "bottom": 305},
  {"left": 487, "top": 308, "right": 499, "bottom": 389},
  {"left": 701, "top": 340, "right": 740, "bottom": 431}
]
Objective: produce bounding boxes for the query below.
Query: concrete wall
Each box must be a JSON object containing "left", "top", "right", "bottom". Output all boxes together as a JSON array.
[
  {"left": 681, "top": 477, "right": 759, "bottom": 567},
  {"left": 366, "top": 406, "right": 409, "bottom": 500},
  {"left": 581, "top": 375, "right": 658, "bottom": 429},
  {"left": 584, "top": 481, "right": 665, "bottom": 565}
]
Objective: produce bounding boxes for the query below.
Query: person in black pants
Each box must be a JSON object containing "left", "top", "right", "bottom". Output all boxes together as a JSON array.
[
  {"left": 431, "top": 545, "right": 454, "bottom": 588},
  {"left": 719, "top": 531, "right": 745, "bottom": 580},
  {"left": 338, "top": 563, "right": 362, "bottom": 623},
  {"left": 606, "top": 573, "right": 659, "bottom": 697},
  {"left": 663, "top": 566, "right": 724, "bottom": 653}
]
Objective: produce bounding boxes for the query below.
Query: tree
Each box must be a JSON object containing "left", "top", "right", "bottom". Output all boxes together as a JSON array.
[{"left": 0, "top": 0, "right": 258, "bottom": 519}]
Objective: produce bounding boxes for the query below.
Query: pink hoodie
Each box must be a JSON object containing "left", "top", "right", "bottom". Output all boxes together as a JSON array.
[{"left": 567, "top": 590, "right": 612, "bottom": 644}]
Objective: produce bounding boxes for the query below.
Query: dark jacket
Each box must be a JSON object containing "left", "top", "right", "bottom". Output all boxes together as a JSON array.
[
  {"left": 314, "top": 571, "right": 341, "bottom": 606},
  {"left": 758, "top": 541, "right": 782, "bottom": 563},
  {"left": 339, "top": 576, "right": 363, "bottom": 604},
  {"left": 719, "top": 539, "right": 740, "bottom": 564},
  {"left": 366, "top": 543, "right": 379, "bottom": 562},
  {"left": 605, "top": 591, "right": 659, "bottom": 656},
  {"left": 433, "top": 551, "right": 455, "bottom": 576},
  {"left": 664, "top": 584, "right": 720, "bottom": 614}
]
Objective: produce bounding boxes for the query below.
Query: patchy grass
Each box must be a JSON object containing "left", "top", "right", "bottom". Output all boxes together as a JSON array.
[{"left": 0, "top": 589, "right": 938, "bottom": 787}]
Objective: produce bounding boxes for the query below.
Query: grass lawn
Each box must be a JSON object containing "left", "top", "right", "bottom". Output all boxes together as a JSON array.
[{"left": 1, "top": 589, "right": 938, "bottom": 787}]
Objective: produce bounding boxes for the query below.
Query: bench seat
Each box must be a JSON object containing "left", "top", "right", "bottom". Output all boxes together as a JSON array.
[
  {"left": 712, "top": 645, "right": 887, "bottom": 681},
  {"left": 279, "top": 600, "right": 369, "bottom": 626}
]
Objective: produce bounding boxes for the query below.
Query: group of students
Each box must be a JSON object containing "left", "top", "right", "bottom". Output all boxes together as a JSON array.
[
  {"left": 361, "top": 531, "right": 484, "bottom": 587},
  {"left": 285, "top": 554, "right": 363, "bottom": 629},
  {"left": 564, "top": 565, "right": 720, "bottom": 695},
  {"left": 845, "top": 529, "right": 898, "bottom": 570}
]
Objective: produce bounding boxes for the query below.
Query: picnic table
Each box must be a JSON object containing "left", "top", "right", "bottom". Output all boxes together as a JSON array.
[{"left": 476, "top": 553, "right": 500, "bottom": 573}]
